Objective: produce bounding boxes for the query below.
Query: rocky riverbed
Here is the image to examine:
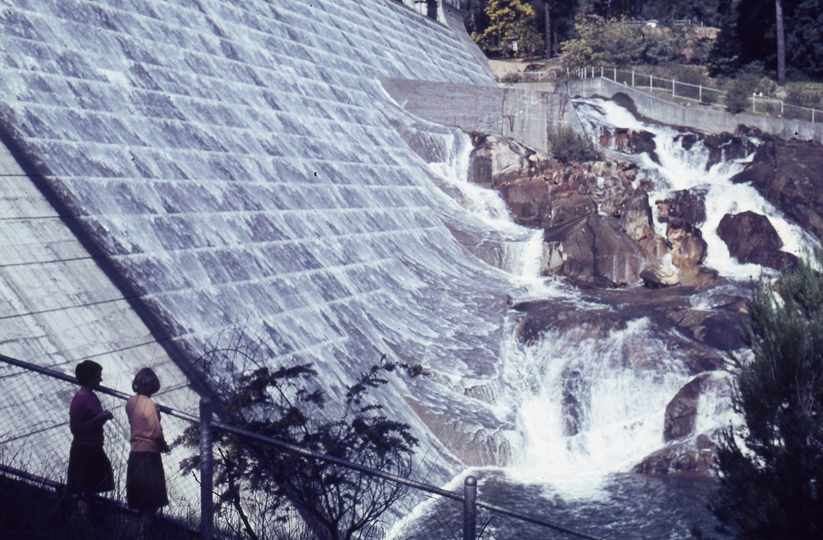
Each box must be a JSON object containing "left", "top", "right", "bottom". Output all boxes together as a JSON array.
[{"left": 465, "top": 104, "right": 823, "bottom": 475}]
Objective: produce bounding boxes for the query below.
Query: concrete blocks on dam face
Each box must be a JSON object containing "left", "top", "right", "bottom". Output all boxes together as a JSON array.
[{"left": 381, "top": 78, "right": 580, "bottom": 156}]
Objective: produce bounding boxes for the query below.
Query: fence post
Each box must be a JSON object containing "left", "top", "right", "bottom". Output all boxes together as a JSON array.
[
  {"left": 813, "top": 108, "right": 816, "bottom": 123},
  {"left": 650, "top": 74, "right": 653, "bottom": 92},
  {"left": 632, "top": 70, "right": 635, "bottom": 87},
  {"left": 600, "top": 66, "right": 603, "bottom": 78},
  {"left": 752, "top": 94, "right": 756, "bottom": 113},
  {"left": 672, "top": 78, "right": 676, "bottom": 98},
  {"left": 781, "top": 101, "right": 784, "bottom": 116},
  {"left": 463, "top": 476, "right": 477, "bottom": 540},
  {"left": 613, "top": 67, "right": 616, "bottom": 81},
  {"left": 200, "top": 397, "right": 214, "bottom": 540},
  {"left": 699, "top": 85, "right": 702, "bottom": 102}
]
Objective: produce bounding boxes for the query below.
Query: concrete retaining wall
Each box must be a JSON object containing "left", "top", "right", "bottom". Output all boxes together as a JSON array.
[
  {"left": 382, "top": 78, "right": 581, "bottom": 154},
  {"left": 563, "top": 77, "right": 823, "bottom": 143}
]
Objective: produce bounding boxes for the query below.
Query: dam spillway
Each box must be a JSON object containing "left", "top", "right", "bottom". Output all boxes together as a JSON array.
[{"left": 0, "top": 0, "right": 526, "bottom": 495}]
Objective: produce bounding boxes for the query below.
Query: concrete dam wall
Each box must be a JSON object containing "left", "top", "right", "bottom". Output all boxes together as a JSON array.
[{"left": 0, "top": 0, "right": 522, "bottom": 495}]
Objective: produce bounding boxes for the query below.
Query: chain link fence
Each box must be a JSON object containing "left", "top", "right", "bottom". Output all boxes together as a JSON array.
[
  {"left": 0, "top": 353, "right": 604, "bottom": 540},
  {"left": 0, "top": 354, "right": 206, "bottom": 534}
]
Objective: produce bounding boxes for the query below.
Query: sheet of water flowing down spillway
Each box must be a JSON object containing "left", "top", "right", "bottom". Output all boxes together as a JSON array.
[{"left": 0, "top": 0, "right": 819, "bottom": 538}]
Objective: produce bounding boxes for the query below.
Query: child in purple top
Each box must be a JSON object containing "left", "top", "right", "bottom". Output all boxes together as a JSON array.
[{"left": 66, "top": 360, "right": 114, "bottom": 518}]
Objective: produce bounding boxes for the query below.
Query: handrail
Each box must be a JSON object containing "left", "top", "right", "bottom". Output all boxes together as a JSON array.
[{"left": 0, "top": 353, "right": 604, "bottom": 540}]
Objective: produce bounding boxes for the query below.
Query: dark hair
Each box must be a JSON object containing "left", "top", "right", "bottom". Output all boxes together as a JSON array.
[
  {"left": 75, "top": 360, "right": 103, "bottom": 386},
  {"left": 132, "top": 367, "right": 161, "bottom": 396}
]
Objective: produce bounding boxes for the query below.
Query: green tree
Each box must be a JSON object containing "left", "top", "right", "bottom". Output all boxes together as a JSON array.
[
  {"left": 180, "top": 331, "right": 422, "bottom": 540},
  {"left": 560, "top": 14, "right": 644, "bottom": 68},
  {"left": 475, "top": 0, "right": 544, "bottom": 57},
  {"left": 711, "top": 252, "right": 823, "bottom": 539}
]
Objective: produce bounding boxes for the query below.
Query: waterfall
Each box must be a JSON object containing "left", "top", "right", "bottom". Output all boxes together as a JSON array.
[
  {"left": 415, "top": 97, "right": 821, "bottom": 514},
  {"left": 574, "top": 99, "right": 818, "bottom": 280}
]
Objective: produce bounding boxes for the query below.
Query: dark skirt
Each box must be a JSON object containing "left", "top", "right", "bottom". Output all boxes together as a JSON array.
[
  {"left": 127, "top": 451, "right": 169, "bottom": 511},
  {"left": 66, "top": 444, "right": 114, "bottom": 495}
]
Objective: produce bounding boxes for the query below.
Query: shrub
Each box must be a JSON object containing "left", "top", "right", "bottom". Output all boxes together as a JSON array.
[
  {"left": 725, "top": 73, "right": 758, "bottom": 113},
  {"left": 710, "top": 252, "right": 823, "bottom": 539},
  {"left": 550, "top": 127, "right": 602, "bottom": 163},
  {"left": 561, "top": 15, "right": 644, "bottom": 69},
  {"left": 786, "top": 86, "right": 823, "bottom": 110},
  {"left": 179, "top": 330, "right": 423, "bottom": 540}
]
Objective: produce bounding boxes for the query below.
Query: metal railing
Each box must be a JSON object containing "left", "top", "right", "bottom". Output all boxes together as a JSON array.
[
  {"left": 0, "top": 353, "right": 604, "bottom": 540},
  {"left": 570, "top": 66, "right": 819, "bottom": 123}
]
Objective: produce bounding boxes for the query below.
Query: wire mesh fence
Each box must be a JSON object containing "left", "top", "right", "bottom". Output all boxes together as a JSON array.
[
  {"left": 0, "top": 353, "right": 604, "bottom": 540},
  {"left": 0, "top": 354, "right": 206, "bottom": 533}
]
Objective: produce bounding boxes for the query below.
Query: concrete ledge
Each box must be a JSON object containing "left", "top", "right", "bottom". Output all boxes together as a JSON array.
[
  {"left": 381, "top": 78, "right": 583, "bottom": 154},
  {"left": 562, "top": 78, "right": 823, "bottom": 143}
]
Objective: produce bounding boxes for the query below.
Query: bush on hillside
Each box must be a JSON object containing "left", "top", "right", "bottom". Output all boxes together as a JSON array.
[
  {"left": 725, "top": 72, "right": 759, "bottom": 113},
  {"left": 710, "top": 251, "right": 823, "bottom": 539},
  {"left": 561, "top": 15, "right": 644, "bottom": 69},
  {"left": 550, "top": 127, "right": 603, "bottom": 163},
  {"left": 179, "top": 329, "right": 423, "bottom": 540}
]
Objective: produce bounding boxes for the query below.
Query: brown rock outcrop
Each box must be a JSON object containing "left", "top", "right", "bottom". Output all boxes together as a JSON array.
[
  {"left": 717, "top": 211, "right": 799, "bottom": 270},
  {"left": 633, "top": 435, "right": 717, "bottom": 475},
  {"left": 541, "top": 214, "right": 650, "bottom": 287},
  {"left": 732, "top": 127, "right": 823, "bottom": 240},
  {"left": 467, "top": 132, "right": 553, "bottom": 189},
  {"left": 619, "top": 188, "right": 654, "bottom": 242},
  {"left": 703, "top": 132, "right": 756, "bottom": 169},
  {"left": 656, "top": 189, "right": 707, "bottom": 226},
  {"left": 667, "top": 218, "right": 708, "bottom": 272},
  {"left": 498, "top": 178, "right": 550, "bottom": 229}
]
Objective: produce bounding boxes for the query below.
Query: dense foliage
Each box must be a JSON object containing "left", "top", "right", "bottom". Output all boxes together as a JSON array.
[
  {"left": 474, "top": 0, "right": 544, "bottom": 57},
  {"left": 463, "top": 0, "right": 821, "bottom": 83},
  {"left": 560, "top": 15, "right": 644, "bottom": 67},
  {"left": 550, "top": 126, "right": 603, "bottom": 163},
  {"left": 711, "top": 253, "right": 823, "bottom": 539},
  {"left": 180, "top": 331, "right": 422, "bottom": 540}
]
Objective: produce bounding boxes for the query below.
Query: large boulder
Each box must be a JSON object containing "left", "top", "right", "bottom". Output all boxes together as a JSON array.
[
  {"left": 640, "top": 264, "right": 680, "bottom": 288},
  {"left": 656, "top": 189, "right": 706, "bottom": 226},
  {"left": 732, "top": 128, "right": 823, "bottom": 240},
  {"left": 667, "top": 218, "right": 708, "bottom": 272},
  {"left": 703, "top": 132, "right": 757, "bottom": 169},
  {"left": 467, "top": 132, "right": 553, "bottom": 189},
  {"left": 497, "top": 178, "right": 551, "bottom": 228},
  {"left": 619, "top": 188, "right": 654, "bottom": 242},
  {"left": 633, "top": 435, "right": 717, "bottom": 475},
  {"left": 664, "top": 373, "right": 733, "bottom": 442},
  {"left": 541, "top": 214, "right": 649, "bottom": 287},
  {"left": 547, "top": 190, "right": 598, "bottom": 227},
  {"left": 601, "top": 128, "right": 659, "bottom": 163},
  {"left": 717, "top": 211, "right": 799, "bottom": 270}
]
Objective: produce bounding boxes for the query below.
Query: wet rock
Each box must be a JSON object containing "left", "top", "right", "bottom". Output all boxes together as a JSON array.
[
  {"left": 665, "top": 373, "right": 710, "bottom": 441},
  {"left": 640, "top": 264, "right": 680, "bottom": 288},
  {"left": 703, "top": 132, "right": 756, "bottom": 169},
  {"left": 562, "top": 369, "right": 589, "bottom": 436},
  {"left": 633, "top": 439, "right": 716, "bottom": 475},
  {"left": 467, "top": 132, "right": 553, "bottom": 189},
  {"left": 656, "top": 189, "right": 707, "bottom": 226},
  {"left": 717, "top": 211, "right": 799, "bottom": 270},
  {"left": 667, "top": 218, "right": 708, "bottom": 272},
  {"left": 619, "top": 188, "right": 654, "bottom": 242},
  {"left": 732, "top": 131, "right": 823, "bottom": 240},
  {"left": 541, "top": 214, "right": 649, "bottom": 287},
  {"left": 498, "top": 178, "right": 550, "bottom": 228},
  {"left": 547, "top": 191, "right": 598, "bottom": 227},
  {"left": 605, "top": 128, "right": 659, "bottom": 163}
]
